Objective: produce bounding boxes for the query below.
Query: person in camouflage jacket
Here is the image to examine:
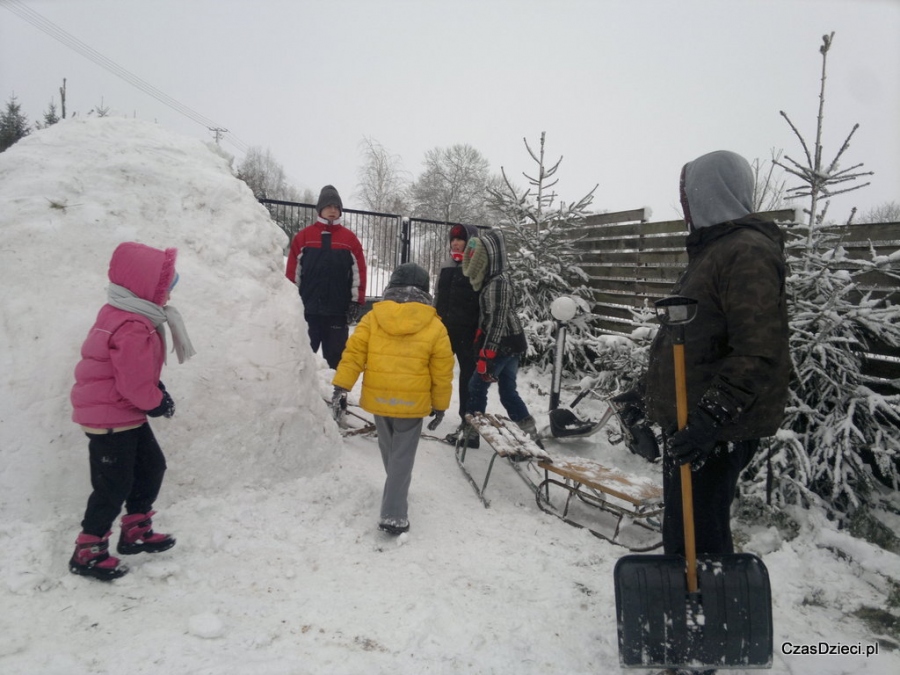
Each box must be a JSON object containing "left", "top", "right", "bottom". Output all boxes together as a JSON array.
[{"left": 643, "top": 150, "right": 790, "bottom": 558}]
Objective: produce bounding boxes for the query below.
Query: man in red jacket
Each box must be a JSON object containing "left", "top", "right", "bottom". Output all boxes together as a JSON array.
[{"left": 285, "top": 185, "right": 367, "bottom": 368}]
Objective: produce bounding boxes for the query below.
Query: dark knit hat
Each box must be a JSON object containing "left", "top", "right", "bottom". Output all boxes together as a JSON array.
[
  {"left": 449, "top": 224, "right": 468, "bottom": 241},
  {"left": 387, "top": 263, "right": 430, "bottom": 293},
  {"left": 316, "top": 185, "right": 343, "bottom": 215}
]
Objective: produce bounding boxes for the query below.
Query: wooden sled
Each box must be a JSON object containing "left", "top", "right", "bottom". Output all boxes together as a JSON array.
[
  {"left": 535, "top": 457, "right": 663, "bottom": 551},
  {"left": 456, "top": 413, "right": 552, "bottom": 507}
]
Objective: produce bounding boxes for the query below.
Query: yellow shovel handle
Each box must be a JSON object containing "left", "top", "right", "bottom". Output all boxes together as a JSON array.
[{"left": 673, "top": 343, "right": 698, "bottom": 593}]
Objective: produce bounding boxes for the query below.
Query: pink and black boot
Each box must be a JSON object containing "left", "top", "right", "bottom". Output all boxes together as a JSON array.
[
  {"left": 117, "top": 511, "right": 176, "bottom": 555},
  {"left": 69, "top": 532, "right": 128, "bottom": 581}
]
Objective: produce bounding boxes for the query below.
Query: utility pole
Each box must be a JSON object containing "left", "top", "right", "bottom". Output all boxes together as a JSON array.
[{"left": 208, "top": 127, "right": 227, "bottom": 145}]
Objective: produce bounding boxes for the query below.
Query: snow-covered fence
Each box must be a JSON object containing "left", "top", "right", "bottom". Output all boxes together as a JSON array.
[{"left": 570, "top": 209, "right": 900, "bottom": 392}]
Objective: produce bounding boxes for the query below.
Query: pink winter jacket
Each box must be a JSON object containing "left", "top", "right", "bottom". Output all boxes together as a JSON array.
[{"left": 71, "top": 242, "right": 177, "bottom": 428}]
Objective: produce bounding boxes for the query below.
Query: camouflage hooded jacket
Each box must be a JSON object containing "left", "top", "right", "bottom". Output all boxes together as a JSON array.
[{"left": 644, "top": 152, "right": 790, "bottom": 441}]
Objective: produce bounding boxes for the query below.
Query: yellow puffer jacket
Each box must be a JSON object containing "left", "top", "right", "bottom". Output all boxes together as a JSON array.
[{"left": 333, "top": 299, "right": 454, "bottom": 418}]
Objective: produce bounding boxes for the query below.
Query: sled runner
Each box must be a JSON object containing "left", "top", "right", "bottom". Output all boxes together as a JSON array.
[
  {"left": 322, "top": 396, "right": 377, "bottom": 437},
  {"left": 455, "top": 412, "right": 552, "bottom": 507},
  {"left": 534, "top": 457, "right": 663, "bottom": 551}
]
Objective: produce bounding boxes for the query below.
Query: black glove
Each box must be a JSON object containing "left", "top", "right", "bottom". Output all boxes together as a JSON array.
[
  {"left": 667, "top": 407, "right": 719, "bottom": 469},
  {"left": 346, "top": 303, "right": 363, "bottom": 325},
  {"left": 146, "top": 388, "right": 175, "bottom": 418},
  {"left": 611, "top": 386, "right": 645, "bottom": 428},
  {"left": 331, "top": 386, "right": 348, "bottom": 422},
  {"left": 426, "top": 409, "right": 445, "bottom": 431}
]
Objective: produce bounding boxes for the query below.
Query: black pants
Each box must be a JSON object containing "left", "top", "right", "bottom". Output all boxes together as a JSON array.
[
  {"left": 80, "top": 423, "right": 167, "bottom": 537},
  {"left": 662, "top": 438, "right": 758, "bottom": 556},
  {"left": 305, "top": 314, "right": 349, "bottom": 369},
  {"left": 448, "top": 328, "right": 477, "bottom": 422}
]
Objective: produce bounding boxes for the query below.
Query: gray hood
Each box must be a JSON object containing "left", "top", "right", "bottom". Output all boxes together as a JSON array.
[{"left": 680, "top": 150, "right": 754, "bottom": 231}]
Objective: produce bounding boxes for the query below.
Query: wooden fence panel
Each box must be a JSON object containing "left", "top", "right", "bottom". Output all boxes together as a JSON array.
[{"left": 572, "top": 213, "right": 900, "bottom": 390}]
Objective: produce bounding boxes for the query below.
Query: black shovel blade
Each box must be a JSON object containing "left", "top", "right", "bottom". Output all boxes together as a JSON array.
[
  {"left": 614, "top": 553, "right": 772, "bottom": 669},
  {"left": 549, "top": 407, "right": 604, "bottom": 439}
]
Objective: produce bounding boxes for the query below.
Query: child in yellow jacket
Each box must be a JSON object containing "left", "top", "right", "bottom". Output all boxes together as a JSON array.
[{"left": 332, "top": 263, "right": 454, "bottom": 535}]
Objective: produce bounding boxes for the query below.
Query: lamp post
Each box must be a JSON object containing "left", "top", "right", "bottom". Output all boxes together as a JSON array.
[{"left": 549, "top": 296, "right": 578, "bottom": 411}]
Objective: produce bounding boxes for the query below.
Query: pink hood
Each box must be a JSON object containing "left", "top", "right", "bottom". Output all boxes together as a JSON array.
[{"left": 109, "top": 242, "right": 177, "bottom": 305}]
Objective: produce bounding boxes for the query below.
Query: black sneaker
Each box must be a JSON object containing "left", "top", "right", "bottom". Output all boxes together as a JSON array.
[
  {"left": 444, "top": 430, "right": 480, "bottom": 449},
  {"left": 378, "top": 518, "right": 410, "bottom": 535}
]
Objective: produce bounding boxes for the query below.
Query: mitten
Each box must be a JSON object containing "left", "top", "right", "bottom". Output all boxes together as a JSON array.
[
  {"left": 667, "top": 406, "right": 719, "bottom": 469},
  {"left": 331, "top": 386, "right": 348, "bottom": 422},
  {"left": 426, "top": 409, "right": 445, "bottom": 431},
  {"left": 476, "top": 348, "right": 497, "bottom": 382},
  {"left": 146, "top": 390, "right": 175, "bottom": 419}
]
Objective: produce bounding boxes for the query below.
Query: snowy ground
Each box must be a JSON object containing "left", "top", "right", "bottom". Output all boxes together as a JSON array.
[{"left": 1, "top": 118, "right": 898, "bottom": 674}]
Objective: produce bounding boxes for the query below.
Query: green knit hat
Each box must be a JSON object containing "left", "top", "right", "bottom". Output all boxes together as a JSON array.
[{"left": 462, "top": 236, "right": 488, "bottom": 291}]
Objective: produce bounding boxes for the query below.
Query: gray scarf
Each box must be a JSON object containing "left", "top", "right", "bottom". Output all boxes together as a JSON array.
[{"left": 107, "top": 284, "right": 196, "bottom": 364}]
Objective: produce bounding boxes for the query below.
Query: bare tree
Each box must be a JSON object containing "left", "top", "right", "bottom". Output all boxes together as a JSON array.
[
  {"left": 355, "top": 137, "right": 408, "bottom": 213},
  {"left": 775, "top": 32, "right": 873, "bottom": 228},
  {"left": 409, "top": 143, "right": 491, "bottom": 224},
  {"left": 858, "top": 201, "right": 900, "bottom": 224},
  {"left": 751, "top": 149, "right": 787, "bottom": 212},
  {"left": 236, "top": 146, "right": 292, "bottom": 200}
]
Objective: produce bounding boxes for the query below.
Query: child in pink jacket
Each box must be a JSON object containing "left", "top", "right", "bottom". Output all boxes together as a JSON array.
[{"left": 69, "top": 242, "right": 195, "bottom": 581}]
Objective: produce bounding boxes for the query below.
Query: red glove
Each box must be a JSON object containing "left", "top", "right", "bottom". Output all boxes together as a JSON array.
[
  {"left": 476, "top": 348, "right": 497, "bottom": 382},
  {"left": 473, "top": 328, "right": 484, "bottom": 347}
]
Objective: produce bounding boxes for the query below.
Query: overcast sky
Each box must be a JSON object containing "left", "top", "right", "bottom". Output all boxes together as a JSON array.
[{"left": 2, "top": 0, "right": 898, "bottom": 222}]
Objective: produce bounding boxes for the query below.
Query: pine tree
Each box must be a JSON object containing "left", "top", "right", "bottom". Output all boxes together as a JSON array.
[
  {"left": 746, "top": 32, "right": 900, "bottom": 514},
  {"left": 0, "top": 95, "right": 31, "bottom": 152},
  {"left": 35, "top": 100, "right": 60, "bottom": 130},
  {"left": 485, "top": 132, "right": 601, "bottom": 374}
]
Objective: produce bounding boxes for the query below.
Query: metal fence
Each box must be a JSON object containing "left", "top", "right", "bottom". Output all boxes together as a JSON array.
[{"left": 259, "top": 199, "right": 480, "bottom": 298}]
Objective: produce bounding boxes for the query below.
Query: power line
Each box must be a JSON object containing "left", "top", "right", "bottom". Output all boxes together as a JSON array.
[{"left": 1, "top": 0, "right": 251, "bottom": 154}]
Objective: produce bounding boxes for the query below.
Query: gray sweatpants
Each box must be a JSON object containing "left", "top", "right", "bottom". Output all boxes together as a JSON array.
[{"left": 374, "top": 415, "right": 423, "bottom": 520}]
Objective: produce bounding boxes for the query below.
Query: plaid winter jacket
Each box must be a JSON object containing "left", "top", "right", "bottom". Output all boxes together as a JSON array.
[{"left": 477, "top": 229, "right": 527, "bottom": 356}]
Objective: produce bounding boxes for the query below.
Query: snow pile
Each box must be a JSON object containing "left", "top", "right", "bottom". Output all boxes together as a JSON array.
[{"left": 0, "top": 117, "right": 338, "bottom": 525}]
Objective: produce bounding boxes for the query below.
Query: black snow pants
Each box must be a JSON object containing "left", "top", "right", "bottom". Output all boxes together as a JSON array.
[
  {"left": 80, "top": 423, "right": 167, "bottom": 537},
  {"left": 447, "top": 326, "right": 477, "bottom": 423},
  {"left": 305, "top": 314, "right": 349, "bottom": 369},
  {"left": 661, "top": 438, "right": 758, "bottom": 557}
]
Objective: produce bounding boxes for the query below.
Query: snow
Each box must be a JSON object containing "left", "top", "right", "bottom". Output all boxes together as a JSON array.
[{"left": 1, "top": 117, "right": 898, "bottom": 674}]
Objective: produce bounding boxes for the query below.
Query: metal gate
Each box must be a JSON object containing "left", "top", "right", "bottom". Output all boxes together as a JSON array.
[{"left": 260, "top": 198, "right": 480, "bottom": 298}]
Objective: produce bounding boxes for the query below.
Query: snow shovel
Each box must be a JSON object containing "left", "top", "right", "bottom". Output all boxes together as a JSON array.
[{"left": 614, "top": 296, "right": 773, "bottom": 669}]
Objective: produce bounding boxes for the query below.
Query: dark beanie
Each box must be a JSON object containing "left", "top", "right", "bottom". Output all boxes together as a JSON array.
[
  {"left": 449, "top": 224, "right": 468, "bottom": 242},
  {"left": 316, "top": 185, "right": 343, "bottom": 215},
  {"left": 387, "top": 263, "right": 430, "bottom": 293}
]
